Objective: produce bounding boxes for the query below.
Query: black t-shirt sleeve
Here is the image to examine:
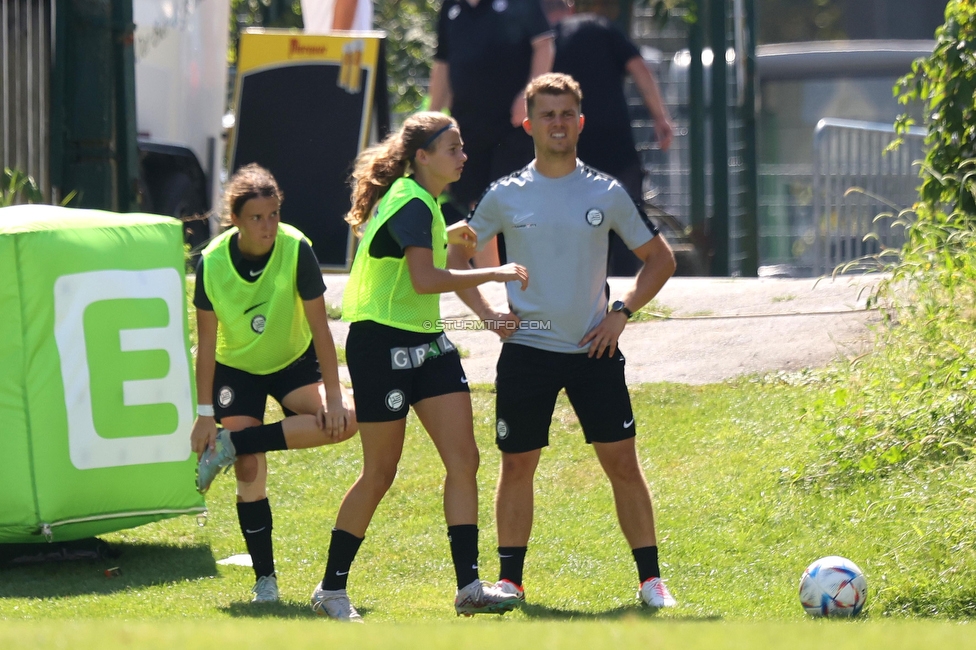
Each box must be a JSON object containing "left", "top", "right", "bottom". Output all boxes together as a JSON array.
[
  {"left": 526, "top": 0, "right": 552, "bottom": 40},
  {"left": 435, "top": 2, "right": 451, "bottom": 61},
  {"left": 609, "top": 22, "right": 641, "bottom": 69},
  {"left": 296, "top": 239, "right": 327, "bottom": 300},
  {"left": 193, "top": 256, "right": 214, "bottom": 311},
  {"left": 386, "top": 198, "right": 435, "bottom": 250}
]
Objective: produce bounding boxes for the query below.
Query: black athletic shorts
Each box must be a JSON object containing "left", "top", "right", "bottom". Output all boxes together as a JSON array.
[
  {"left": 346, "top": 320, "right": 469, "bottom": 423},
  {"left": 213, "top": 342, "right": 321, "bottom": 422},
  {"left": 494, "top": 343, "right": 636, "bottom": 453}
]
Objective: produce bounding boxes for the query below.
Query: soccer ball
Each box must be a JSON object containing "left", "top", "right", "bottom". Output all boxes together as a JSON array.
[{"left": 798, "top": 556, "right": 867, "bottom": 617}]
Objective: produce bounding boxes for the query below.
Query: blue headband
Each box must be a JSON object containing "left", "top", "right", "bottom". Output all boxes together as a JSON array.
[{"left": 421, "top": 124, "right": 453, "bottom": 150}]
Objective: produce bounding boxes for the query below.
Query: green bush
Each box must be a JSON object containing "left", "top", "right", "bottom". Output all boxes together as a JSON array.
[{"left": 804, "top": 0, "right": 976, "bottom": 479}]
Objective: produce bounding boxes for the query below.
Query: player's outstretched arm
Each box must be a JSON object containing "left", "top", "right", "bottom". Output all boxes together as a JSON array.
[
  {"left": 447, "top": 239, "right": 523, "bottom": 339},
  {"left": 405, "top": 246, "right": 527, "bottom": 295}
]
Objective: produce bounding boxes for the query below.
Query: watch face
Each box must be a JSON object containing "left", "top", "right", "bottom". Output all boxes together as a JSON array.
[{"left": 612, "top": 301, "right": 631, "bottom": 317}]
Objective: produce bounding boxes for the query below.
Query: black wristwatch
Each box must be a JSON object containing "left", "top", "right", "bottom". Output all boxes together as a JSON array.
[{"left": 610, "top": 300, "right": 633, "bottom": 319}]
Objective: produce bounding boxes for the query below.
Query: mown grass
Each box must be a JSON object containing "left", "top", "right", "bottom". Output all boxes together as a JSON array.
[
  {"left": 3, "top": 620, "right": 976, "bottom": 650},
  {"left": 8, "top": 274, "right": 976, "bottom": 645},
  {"left": 5, "top": 378, "right": 976, "bottom": 629}
]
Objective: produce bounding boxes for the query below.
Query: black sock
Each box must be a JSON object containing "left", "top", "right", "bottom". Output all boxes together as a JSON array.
[
  {"left": 632, "top": 545, "right": 660, "bottom": 583},
  {"left": 447, "top": 525, "right": 480, "bottom": 589},
  {"left": 321, "top": 528, "right": 364, "bottom": 590},
  {"left": 498, "top": 546, "right": 527, "bottom": 586},
  {"left": 229, "top": 422, "right": 287, "bottom": 455},
  {"left": 237, "top": 498, "right": 274, "bottom": 579}
]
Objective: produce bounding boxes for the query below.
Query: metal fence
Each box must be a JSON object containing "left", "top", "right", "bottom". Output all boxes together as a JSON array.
[
  {"left": 629, "top": 6, "right": 752, "bottom": 275},
  {"left": 628, "top": 8, "right": 933, "bottom": 277},
  {"left": 1, "top": 0, "right": 54, "bottom": 199},
  {"left": 811, "top": 118, "right": 927, "bottom": 276},
  {"left": 626, "top": 47, "right": 750, "bottom": 272}
]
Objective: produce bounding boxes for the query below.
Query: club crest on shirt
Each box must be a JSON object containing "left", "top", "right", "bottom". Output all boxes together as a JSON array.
[
  {"left": 448, "top": 4, "right": 461, "bottom": 19},
  {"left": 585, "top": 208, "right": 604, "bottom": 227},
  {"left": 492, "top": 0, "right": 508, "bottom": 12},
  {"left": 251, "top": 314, "right": 266, "bottom": 333}
]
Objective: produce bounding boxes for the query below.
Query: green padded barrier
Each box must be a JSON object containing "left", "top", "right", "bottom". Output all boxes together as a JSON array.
[{"left": 0, "top": 205, "right": 204, "bottom": 543}]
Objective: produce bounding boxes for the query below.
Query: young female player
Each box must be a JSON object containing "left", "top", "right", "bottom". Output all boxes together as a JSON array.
[
  {"left": 309, "top": 112, "right": 529, "bottom": 621},
  {"left": 191, "top": 163, "right": 357, "bottom": 603}
]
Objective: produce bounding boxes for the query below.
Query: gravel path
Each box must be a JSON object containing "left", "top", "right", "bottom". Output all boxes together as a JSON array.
[{"left": 323, "top": 274, "right": 884, "bottom": 385}]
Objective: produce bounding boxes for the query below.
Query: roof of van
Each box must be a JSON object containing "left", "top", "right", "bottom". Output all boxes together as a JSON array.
[{"left": 756, "top": 40, "right": 935, "bottom": 80}]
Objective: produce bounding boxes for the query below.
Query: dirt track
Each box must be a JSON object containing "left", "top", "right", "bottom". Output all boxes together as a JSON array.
[{"left": 323, "top": 274, "right": 884, "bottom": 385}]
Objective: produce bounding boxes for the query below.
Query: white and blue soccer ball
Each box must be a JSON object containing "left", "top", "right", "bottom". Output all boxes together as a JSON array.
[{"left": 798, "top": 556, "right": 867, "bottom": 618}]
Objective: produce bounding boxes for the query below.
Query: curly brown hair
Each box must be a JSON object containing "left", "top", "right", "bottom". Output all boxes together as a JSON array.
[
  {"left": 345, "top": 111, "right": 457, "bottom": 231},
  {"left": 221, "top": 163, "right": 284, "bottom": 227}
]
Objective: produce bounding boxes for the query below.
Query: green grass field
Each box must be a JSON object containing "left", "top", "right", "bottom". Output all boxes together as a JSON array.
[{"left": 4, "top": 375, "right": 976, "bottom": 646}]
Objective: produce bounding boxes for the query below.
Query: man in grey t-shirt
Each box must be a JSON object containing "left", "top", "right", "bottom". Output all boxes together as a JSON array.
[{"left": 448, "top": 73, "right": 678, "bottom": 609}]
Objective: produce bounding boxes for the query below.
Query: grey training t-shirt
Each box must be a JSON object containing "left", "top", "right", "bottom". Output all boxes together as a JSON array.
[{"left": 468, "top": 160, "right": 658, "bottom": 353}]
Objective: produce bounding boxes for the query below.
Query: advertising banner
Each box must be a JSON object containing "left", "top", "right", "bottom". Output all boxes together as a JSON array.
[
  {"left": 229, "top": 30, "right": 387, "bottom": 270},
  {"left": 0, "top": 205, "right": 204, "bottom": 544}
]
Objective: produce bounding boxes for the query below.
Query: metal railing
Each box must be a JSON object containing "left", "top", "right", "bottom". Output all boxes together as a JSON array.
[
  {"left": 627, "top": 50, "right": 749, "bottom": 273},
  {"left": 812, "top": 118, "right": 927, "bottom": 276},
  {"left": 1, "top": 0, "right": 55, "bottom": 200}
]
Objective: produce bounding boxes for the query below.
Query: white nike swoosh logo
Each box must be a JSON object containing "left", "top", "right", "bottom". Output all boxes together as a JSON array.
[
  {"left": 513, "top": 212, "right": 534, "bottom": 224},
  {"left": 471, "top": 564, "right": 478, "bottom": 570},
  {"left": 623, "top": 419, "right": 634, "bottom": 428},
  {"left": 249, "top": 268, "right": 265, "bottom": 277},
  {"left": 499, "top": 554, "right": 513, "bottom": 558},
  {"left": 336, "top": 570, "right": 349, "bottom": 576},
  {"left": 244, "top": 527, "right": 266, "bottom": 534},
  {"left": 461, "top": 376, "right": 469, "bottom": 384}
]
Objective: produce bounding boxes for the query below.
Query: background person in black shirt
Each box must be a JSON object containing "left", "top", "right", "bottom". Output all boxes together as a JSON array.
[
  {"left": 429, "top": 0, "right": 554, "bottom": 228},
  {"left": 547, "top": 0, "right": 674, "bottom": 274}
]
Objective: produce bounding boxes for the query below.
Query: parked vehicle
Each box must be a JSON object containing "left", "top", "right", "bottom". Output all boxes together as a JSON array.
[{"left": 133, "top": 0, "right": 230, "bottom": 245}]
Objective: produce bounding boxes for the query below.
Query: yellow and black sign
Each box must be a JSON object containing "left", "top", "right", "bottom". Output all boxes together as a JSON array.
[{"left": 229, "top": 30, "right": 387, "bottom": 269}]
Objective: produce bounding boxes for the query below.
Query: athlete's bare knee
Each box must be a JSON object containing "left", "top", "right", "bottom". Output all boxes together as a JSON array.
[
  {"left": 604, "top": 456, "right": 646, "bottom": 487},
  {"left": 500, "top": 452, "right": 538, "bottom": 484},
  {"left": 448, "top": 445, "right": 480, "bottom": 480},
  {"left": 361, "top": 463, "right": 398, "bottom": 495},
  {"left": 234, "top": 454, "right": 259, "bottom": 483}
]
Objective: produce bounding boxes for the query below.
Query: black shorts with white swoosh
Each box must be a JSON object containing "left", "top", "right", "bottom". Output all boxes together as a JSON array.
[{"left": 494, "top": 343, "right": 635, "bottom": 453}]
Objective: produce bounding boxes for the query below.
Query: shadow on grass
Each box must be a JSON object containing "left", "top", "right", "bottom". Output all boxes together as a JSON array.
[
  {"left": 518, "top": 602, "right": 723, "bottom": 622},
  {"left": 0, "top": 542, "right": 217, "bottom": 598},
  {"left": 222, "top": 601, "right": 374, "bottom": 620}
]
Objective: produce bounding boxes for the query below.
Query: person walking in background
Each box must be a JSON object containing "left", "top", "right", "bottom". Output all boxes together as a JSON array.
[
  {"left": 309, "top": 112, "right": 529, "bottom": 621},
  {"left": 448, "top": 73, "right": 678, "bottom": 610},
  {"left": 428, "top": 0, "right": 554, "bottom": 227},
  {"left": 190, "top": 163, "right": 357, "bottom": 603},
  {"left": 546, "top": 0, "right": 674, "bottom": 275},
  {"left": 301, "top": 0, "right": 374, "bottom": 31}
]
